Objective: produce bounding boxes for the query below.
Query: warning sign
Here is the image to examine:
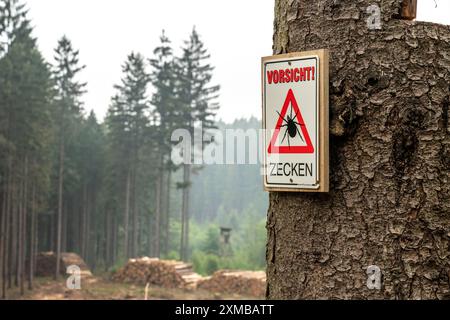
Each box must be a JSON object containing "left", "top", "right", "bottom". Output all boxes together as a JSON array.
[
  {"left": 262, "top": 50, "right": 329, "bottom": 192},
  {"left": 267, "top": 89, "right": 314, "bottom": 154}
]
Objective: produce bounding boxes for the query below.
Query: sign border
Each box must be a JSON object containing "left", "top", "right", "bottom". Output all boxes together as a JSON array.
[{"left": 261, "top": 49, "right": 329, "bottom": 193}]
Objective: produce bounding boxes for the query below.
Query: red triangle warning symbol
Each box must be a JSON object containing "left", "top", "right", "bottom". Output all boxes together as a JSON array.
[{"left": 268, "top": 89, "right": 314, "bottom": 154}]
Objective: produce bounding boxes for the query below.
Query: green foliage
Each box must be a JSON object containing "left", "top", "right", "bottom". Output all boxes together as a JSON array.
[{"left": 189, "top": 204, "right": 267, "bottom": 275}]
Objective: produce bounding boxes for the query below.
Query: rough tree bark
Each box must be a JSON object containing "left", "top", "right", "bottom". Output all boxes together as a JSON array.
[{"left": 267, "top": 0, "right": 450, "bottom": 299}]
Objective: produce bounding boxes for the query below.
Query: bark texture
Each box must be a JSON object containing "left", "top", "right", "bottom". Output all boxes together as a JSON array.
[{"left": 267, "top": 0, "right": 450, "bottom": 299}]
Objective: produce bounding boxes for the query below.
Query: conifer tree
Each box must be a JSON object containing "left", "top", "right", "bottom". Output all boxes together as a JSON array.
[
  {"left": 149, "top": 30, "right": 180, "bottom": 257},
  {"left": 52, "top": 35, "right": 86, "bottom": 278},
  {"left": 175, "top": 28, "right": 219, "bottom": 261},
  {"left": 106, "top": 52, "right": 150, "bottom": 259}
]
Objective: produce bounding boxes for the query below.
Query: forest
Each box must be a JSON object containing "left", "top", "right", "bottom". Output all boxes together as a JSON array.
[{"left": 0, "top": 0, "right": 267, "bottom": 298}]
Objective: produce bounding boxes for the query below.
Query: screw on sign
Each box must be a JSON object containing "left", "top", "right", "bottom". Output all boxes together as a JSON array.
[{"left": 262, "top": 50, "right": 329, "bottom": 192}]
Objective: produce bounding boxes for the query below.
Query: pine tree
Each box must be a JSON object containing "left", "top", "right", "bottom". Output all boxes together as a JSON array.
[
  {"left": 0, "top": 0, "right": 53, "bottom": 297},
  {"left": 77, "top": 111, "right": 105, "bottom": 266},
  {"left": 149, "top": 30, "right": 180, "bottom": 257},
  {"left": 52, "top": 35, "right": 86, "bottom": 278},
  {"left": 106, "top": 52, "right": 150, "bottom": 260},
  {"left": 175, "top": 28, "right": 219, "bottom": 261}
]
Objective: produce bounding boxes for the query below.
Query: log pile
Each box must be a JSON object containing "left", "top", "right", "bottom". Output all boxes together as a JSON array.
[
  {"left": 112, "top": 257, "right": 203, "bottom": 289},
  {"left": 35, "top": 252, "right": 92, "bottom": 277},
  {"left": 197, "top": 270, "right": 266, "bottom": 297}
]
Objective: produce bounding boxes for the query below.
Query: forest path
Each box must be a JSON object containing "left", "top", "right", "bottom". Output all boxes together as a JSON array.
[{"left": 7, "top": 274, "right": 254, "bottom": 300}]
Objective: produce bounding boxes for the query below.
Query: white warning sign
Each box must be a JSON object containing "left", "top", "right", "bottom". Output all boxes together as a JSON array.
[{"left": 262, "top": 50, "right": 329, "bottom": 192}]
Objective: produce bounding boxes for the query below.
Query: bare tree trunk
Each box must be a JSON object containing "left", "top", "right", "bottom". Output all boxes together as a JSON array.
[
  {"left": 28, "top": 183, "right": 36, "bottom": 290},
  {"left": 4, "top": 162, "right": 12, "bottom": 294},
  {"left": 20, "top": 156, "right": 28, "bottom": 295},
  {"left": 132, "top": 170, "right": 138, "bottom": 258},
  {"left": 5, "top": 166, "right": 12, "bottom": 291},
  {"left": 56, "top": 133, "right": 64, "bottom": 279},
  {"left": 154, "top": 155, "right": 163, "bottom": 258},
  {"left": 62, "top": 201, "right": 68, "bottom": 253},
  {"left": 80, "top": 184, "right": 87, "bottom": 259},
  {"left": 12, "top": 174, "right": 19, "bottom": 288},
  {"left": 85, "top": 191, "right": 91, "bottom": 264},
  {"left": 105, "top": 209, "right": 111, "bottom": 269},
  {"left": 163, "top": 168, "right": 172, "bottom": 256},
  {"left": 147, "top": 212, "right": 152, "bottom": 257},
  {"left": 0, "top": 164, "right": 8, "bottom": 299},
  {"left": 112, "top": 214, "right": 118, "bottom": 264},
  {"left": 180, "top": 164, "right": 191, "bottom": 261},
  {"left": 17, "top": 159, "right": 23, "bottom": 293},
  {"left": 123, "top": 170, "right": 131, "bottom": 259},
  {"left": 267, "top": 0, "right": 450, "bottom": 299}
]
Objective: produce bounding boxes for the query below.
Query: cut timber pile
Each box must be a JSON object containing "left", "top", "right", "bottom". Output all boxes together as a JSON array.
[
  {"left": 35, "top": 252, "right": 92, "bottom": 277},
  {"left": 197, "top": 270, "right": 266, "bottom": 297},
  {"left": 112, "top": 257, "right": 203, "bottom": 289}
]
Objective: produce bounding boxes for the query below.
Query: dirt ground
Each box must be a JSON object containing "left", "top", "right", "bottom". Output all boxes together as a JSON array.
[{"left": 5, "top": 274, "right": 259, "bottom": 300}]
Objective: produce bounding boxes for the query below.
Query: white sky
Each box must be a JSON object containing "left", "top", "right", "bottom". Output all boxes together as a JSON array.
[{"left": 26, "top": 0, "right": 449, "bottom": 123}]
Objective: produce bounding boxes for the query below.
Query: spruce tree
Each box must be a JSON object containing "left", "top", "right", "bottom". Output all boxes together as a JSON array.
[
  {"left": 175, "top": 27, "right": 219, "bottom": 261},
  {"left": 52, "top": 35, "right": 86, "bottom": 278},
  {"left": 149, "top": 30, "right": 180, "bottom": 257},
  {"left": 106, "top": 52, "right": 150, "bottom": 259},
  {"left": 0, "top": 0, "right": 53, "bottom": 296}
]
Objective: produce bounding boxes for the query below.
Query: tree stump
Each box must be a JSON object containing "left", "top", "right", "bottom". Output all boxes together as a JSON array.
[{"left": 267, "top": 0, "right": 450, "bottom": 299}]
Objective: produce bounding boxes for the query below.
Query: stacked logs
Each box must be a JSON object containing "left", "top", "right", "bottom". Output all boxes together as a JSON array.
[
  {"left": 112, "top": 257, "right": 203, "bottom": 289},
  {"left": 35, "top": 252, "right": 92, "bottom": 277},
  {"left": 112, "top": 258, "right": 266, "bottom": 297},
  {"left": 197, "top": 270, "right": 266, "bottom": 297}
]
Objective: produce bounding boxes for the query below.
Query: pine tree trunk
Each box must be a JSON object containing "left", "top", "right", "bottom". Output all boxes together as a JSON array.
[
  {"left": 17, "top": 160, "right": 23, "bottom": 292},
  {"left": 124, "top": 170, "right": 131, "bottom": 259},
  {"left": 20, "top": 155, "right": 28, "bottom": 295},
  {"left": 132, "top": 169, "right": 138, "bottom": 258},
  {"left": 154, "top": 155, "right": 163, "bottom": 258},
  {"left": 0, "top": 165, "right": 8, "bottom": 299},
  {"left": 105, "top": 209, "right": 111, "bottom": 269},
  {"left": 80, "top": 184, "right": 87, "bottom": 259},
  {"left": 83, "top": 185, "right": 90, "bottom": 262},
  {"left": 180, "top": 163, "right": 191, "bottom": 261},
  {"left": 56, "top": 133, "right": 64, "bottom": 279},
  {"left": 267, "top": 0, "right": 450, "bottom": 299},
  {"left": 62, "top": 201, "right": 68, "bottom": 253},
  {"left": 12, "top": 175, "right": 18, "bottom": 288},
  {"left": 163, "top": 168, "right": 172, "bottom": 256},
  {"left": 4, "top": 162, "right": 12, "bottom": 295},
  {"left": 28, "top": 183, "right": 36, "bottom": 290}
]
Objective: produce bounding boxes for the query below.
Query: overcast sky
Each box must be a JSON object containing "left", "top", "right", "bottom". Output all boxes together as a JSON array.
[{"left": 26, "top": 0, "right": 449, "bottom": 123}]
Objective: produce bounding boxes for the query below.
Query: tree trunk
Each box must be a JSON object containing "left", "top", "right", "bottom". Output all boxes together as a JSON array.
[
  {"left": 80, "top": 184, "right": 87, "bottom": 259},
  {"left": 56, "top": 132, "right": 64, "bottom": 279},
  {"left": 154, "top": 155, "right": 163, "bottom": 258},
  {"left": 12, "top": 175, "right": 18, "bottom": 288},
  {"left": 163, "top": 168, "right": 172, "bottom": 256},
  {"left": 180, "top": 163, "right": 191, "bottom": 261},
  {"left": 124, "top": 170, "right": 131, "bottom": 259},
  {"left": 28, "top": 183, "right": 36, "bottom": 290},
  {"left": 4, "top": 161, "right": 12, "bottom": 293},
  {"left": 267, "top": 0, "right": 450, "bottom": 299},
  {"left": 20, "top": 155, "right": 28, "bottom": 295},
  {"left": 105, "top": 208, "right": 112, "bottom": 269},
  {"left": 0, "top": 163, "right": 9, "bottom": 299},
  {"left": 132, "top": 169, "right": 138, "bottom": 258},
  {"left": 17, "top": 160, "right": 23, "bottom": 292}
]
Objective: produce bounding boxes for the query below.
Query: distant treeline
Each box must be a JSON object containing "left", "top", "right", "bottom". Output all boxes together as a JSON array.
[{"left": 0, "top": 0, "right": 219, "bottom": 298}]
